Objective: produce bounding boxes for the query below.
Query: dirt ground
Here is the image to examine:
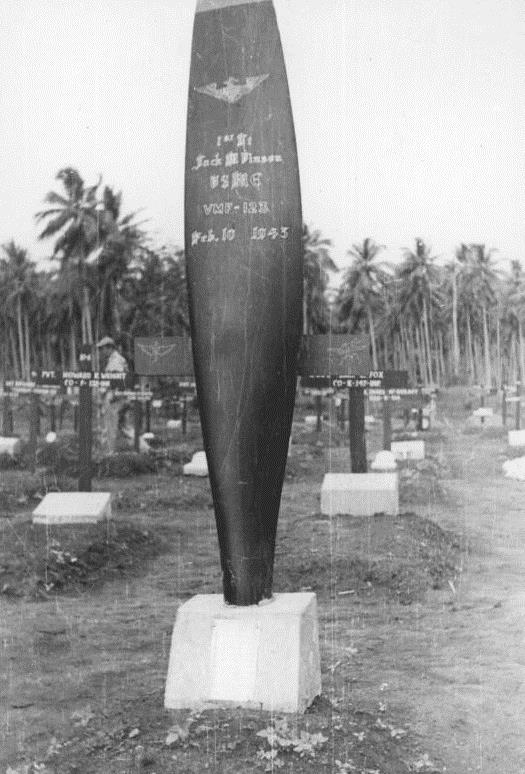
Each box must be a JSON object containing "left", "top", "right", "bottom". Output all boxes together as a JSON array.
[{"left": 1, "top": 388, "right": 525, "bottom": 773}]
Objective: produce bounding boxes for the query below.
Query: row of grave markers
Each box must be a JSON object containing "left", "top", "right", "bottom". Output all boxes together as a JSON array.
[
  {"left": 1, "top": 333, "right": 429, "bottom": 489},
  {"left": 1, "top": 341, "right": 197, "bottom": 488}
]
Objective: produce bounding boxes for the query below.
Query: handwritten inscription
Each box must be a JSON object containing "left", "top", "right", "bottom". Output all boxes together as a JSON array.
[
  {"left": 202, "top": 201, "right": 270, "bottom": 216},
  {"left": 192, "top": 228, "right": 236, "bottom": 245},
  {"left": 209, "top": 172, "right": 263, "bottom": 190},
  {"left": 189, "top": 126, "right": 292, "bottom": 251},
  {"left": 251, "top": 226, "right": 289, "bottom": 240},
  {"left": 192, "top": 152, "right": 283, "bottom": 170},
  {"left": 192, "top": 226, "right": 289, "bottom": 246}
]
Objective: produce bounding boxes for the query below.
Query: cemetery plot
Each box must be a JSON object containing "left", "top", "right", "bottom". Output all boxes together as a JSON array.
[{"left": 1, "top": 397, "right": 465, "bottom": 772}]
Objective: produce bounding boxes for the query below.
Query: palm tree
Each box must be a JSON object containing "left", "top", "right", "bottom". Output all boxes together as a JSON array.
[
  {"left": 397, "top": 239, "right": 439, "bottom": 385},
  {"left": 35, "top": 168, "right": 102, "bottom": 345},
  {"left": 90, "top": 184, "right": 146, "bottom": 343},
  {"left": 1, "top": 241, "right": 36, "bottom": 380},
  {"left": 337, "top": 238, "right": 387, "bottom": 369},
  {"left": 467, "top": 244, "right": 498, "bottom": 387},
  {"left": 302, "top": 224, "right": 338, "bottom": 334}
]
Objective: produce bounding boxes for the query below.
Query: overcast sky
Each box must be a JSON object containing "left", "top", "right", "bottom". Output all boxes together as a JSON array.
[{"left": 1, "top": 0, "right": 523, "bottom": 274}]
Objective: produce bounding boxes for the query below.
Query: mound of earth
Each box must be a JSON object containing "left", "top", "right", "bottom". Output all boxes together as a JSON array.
[{"left": 0, "top": 520, "right": 165, "bottom": 600}]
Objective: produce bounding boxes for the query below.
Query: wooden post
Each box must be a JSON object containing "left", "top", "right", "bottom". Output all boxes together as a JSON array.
[
  {"left": 502, "top": 388, "right": 507, "bottom": 427},
  {"left": 383, "top": 397, "right": 392, "bottom": 451},
  {"left": 3, "top": 388, "right": 14, "bottom": 435},
  {"left": 516, "top": 381, "right": 521, "bottom": 431},
  {"left": 35, "top": 397, "right": 41, "bottom": 435},
  {"left": 145, "top": 400, "right": 151, "bottom": 433},
  {"left": 480, "top": 387, "right": 485, "bottom": 425},
  {"left": 73, "top": 403, "right": 79, "bottom": 433},
  {"left": 50, "top": 403, "right": 56, "bottom": 433},
  {"left": 28, "top": 392, "right": 39, "bottom": 472},
  {"left": 338, "top": 398, "right": 345, "bottom": 430},
  {"left": 78, "top": 346, "right": 93, "bottom": 492},
  {"left": 133, "top": 394, "right": 142, "bottom": 453},
  {"left": 315, "top": 393, "right": 322, "bottom": 432},
  {"left": 78, "top": 384, "right": 92, "bottom": 491},
  {"left": 181, "top": 396, "right": 188, "bottom": 436},
  {"left": 348, "top": 387, "right": 367, "bottom": 473}
]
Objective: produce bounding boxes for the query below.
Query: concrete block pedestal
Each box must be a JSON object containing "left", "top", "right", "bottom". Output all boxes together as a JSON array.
[
  {"left": 164, "top": 593, "right": 321, "bottom": 713},
  {"left": 0, "top": 437, "right": 21, "bottom": 457},
  {"left": 183, "top": 451, "right": 208, "bottom": 476},
  {"left": 391, "top": 440, "right": 425, "bottom": 461},
  {"left": 320, "top": 473, "right": 398, "bottom": 516},
  {"left": 508, "top": 429, "right": 525, "bottom": 447},
  {"left": 32, "top": 492, "right": 112, "bottom": 525}
]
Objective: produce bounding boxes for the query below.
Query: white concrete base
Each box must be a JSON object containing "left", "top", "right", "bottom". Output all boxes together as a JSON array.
[
  {"left": 304, "top": 415, "right": 320, "bottom": 426},
  {"left": 508, "top": 429, "right": 525, "bottom": 447},
  {"left": 32, "top": 492, "right": 112, "bottom": 525},
  {"left": 370, "top": 450, "right": 397, "bottom": 471},
  {"left": 391, "top": 440, "right": 425, "bottom": 461},
  {"left": 164, "top": 593, "right": 321, "bottom": 713},
  {"left": 0, "top": 436, "right": 21, "bottom": 457},
  {"left": 473, "top": 407, "right": 493, "bottom": 417},
  {"left": 320, "top": 473, "right": 399, "bottom": 516},
  {"left": 183, "top": 451, "right": 208, "bottom": 476}
]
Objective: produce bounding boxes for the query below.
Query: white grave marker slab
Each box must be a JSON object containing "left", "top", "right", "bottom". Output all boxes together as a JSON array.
[
  {"left": 321, "top": 473, "right": 398, "bottom": 517},
  {"left": 473, "top": 407, "right": 493, "bottom": 417},
  {"left": 32, "top": 492, "right": 112, "bottom": 525},
  {"left": 370, "top": 450, "right": 397, "bottom": 471},
  {"left": 0, "top": 437, "right": 21, "bottom": 457},
  {"left": 165, "top": 593, "right": 321, "bottom": 713},
  {"left": 391, "top": 440, "right": 425, "bottom": 461},
  {"left": 304, "top": 415, "right": 319, "bottom": 426},
  {"left": 508, "top": 429, "right": 525, "bottom": 447},
  {"left": 183, "top": 451, "right": 208, "bottom": 477}
]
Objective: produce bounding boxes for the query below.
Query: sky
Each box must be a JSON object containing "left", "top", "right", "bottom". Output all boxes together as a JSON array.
[{"left": 0, "top": 0, "right": 524, "bottom": 277}]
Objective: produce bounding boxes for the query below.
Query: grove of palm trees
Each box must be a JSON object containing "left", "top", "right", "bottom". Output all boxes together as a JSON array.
[{"left": 1, "top": 167, "right": 519, "bottom": 392}]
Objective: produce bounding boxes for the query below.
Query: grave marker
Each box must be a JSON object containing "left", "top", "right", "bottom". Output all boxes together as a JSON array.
[
  {"left": 165, "top": 0, "right": 320, "bottom": 715},
  {"left": 134, "top": 337, "right": 194, "bottom": 437},
  {"left": 31, "top": 355, "right": 128, "bottom": 491},
  {"left": 298, "top": 334, "right": 372, "bottom": 473}
]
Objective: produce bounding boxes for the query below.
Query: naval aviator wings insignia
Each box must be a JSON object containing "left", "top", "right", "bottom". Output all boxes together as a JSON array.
[
  {"left": 136, "top": 341, "right": 178, "bottom": 363},
  {"left": 327, "top": 342, "right": 359, "bottom": 364},
  {"left": 194, "top": 75, "right": 269, "bottom": 104}
]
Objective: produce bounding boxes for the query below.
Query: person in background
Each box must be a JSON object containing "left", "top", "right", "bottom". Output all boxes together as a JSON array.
[{"left": 96, "top": 336, "right": 129, "bottom": 455}]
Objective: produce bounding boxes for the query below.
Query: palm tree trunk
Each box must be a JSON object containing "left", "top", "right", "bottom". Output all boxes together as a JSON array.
[
  {"left": 9, "top": 326, "right": 20, "bottom": 379},
  {"left": 16, "top": 297, "right": 25, "bottom": 380},
  {"left": 518, "top": 320, "right": 525, "bottom": 382},
  {"left": 466, "top": 312, "right": 474, "bottom": 383},
  {"left": 415, "top": 324, "right": 424, "bottom": 385},
  {"left": 495, "top": 311, "right": 501, "bottom": 389},
  {"left": 59, "top": 336, "right": 66, "bottom": 370},
  {"left": 452, "top": 263, "right": 460, "bottom": 376},
  {"left": 422, "top": 296, "right": 433, "bottom": 385},
  {"left": 482, "top": 304, "right": 491, "bottom": 387},
  {"left": 24, "top": 310, "right": 30, "bottom": 380},
  {"left": 367, "top": 307, "right": 378, "bottom": 369}
]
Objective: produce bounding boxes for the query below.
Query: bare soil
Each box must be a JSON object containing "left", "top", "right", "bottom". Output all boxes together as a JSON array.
[{"left": 1, "top": 389, "right": 524, "bottom": 773}]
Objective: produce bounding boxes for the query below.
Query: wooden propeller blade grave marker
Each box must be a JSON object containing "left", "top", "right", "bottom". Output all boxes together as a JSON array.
[{"left": 185, "top": 0, "right": 303, "bottom": 606}]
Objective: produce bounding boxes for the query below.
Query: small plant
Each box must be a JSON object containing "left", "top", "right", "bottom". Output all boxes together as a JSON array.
[{"left": 256, "top": 718, "right": 327, "bottom": 770}]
